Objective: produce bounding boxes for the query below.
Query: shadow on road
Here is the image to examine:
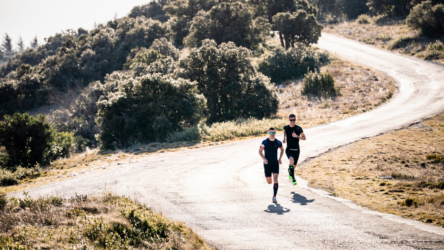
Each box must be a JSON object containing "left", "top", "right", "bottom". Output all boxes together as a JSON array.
[
  {"left": 264, "top": 204, "right": 291, "bottom": 215},
  {"left": 291, "top": 192, "right": 314, "bottom": 205}
]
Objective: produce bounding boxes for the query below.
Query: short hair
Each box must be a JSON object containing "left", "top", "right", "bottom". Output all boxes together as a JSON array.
[
  {"left": 289, "top": 114, "right": 296, "bottom": 119},
  {"left": 269, "top": 127, "right": 276, "bottom": 131}
]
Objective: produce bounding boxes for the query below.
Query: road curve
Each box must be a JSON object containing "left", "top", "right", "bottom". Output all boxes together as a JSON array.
[{"left": 19, "top": 33, "right": 444, "bottom": 249}]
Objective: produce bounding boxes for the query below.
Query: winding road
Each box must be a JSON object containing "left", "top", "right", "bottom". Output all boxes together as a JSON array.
[{"left": 20, "top": 33, "right": 444, "bottom": 249}]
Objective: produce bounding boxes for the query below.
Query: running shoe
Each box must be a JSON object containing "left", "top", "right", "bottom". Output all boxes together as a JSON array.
[
  {"left": 293, "top": 179, "right": 297, "bottom": 185},
  {"left": 272, "top": 196, "right": 277, "bottom": 203}
]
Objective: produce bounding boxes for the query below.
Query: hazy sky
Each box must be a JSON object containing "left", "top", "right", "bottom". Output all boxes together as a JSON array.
[{"left": 0, "top": 0, "right": 151, "bottom": 50}]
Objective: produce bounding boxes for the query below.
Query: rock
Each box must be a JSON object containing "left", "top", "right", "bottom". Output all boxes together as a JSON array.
[
  {"left": 117, "top": 163, "right": 124, "bottom": 165},
  {"left": 380, "top": 176, "right": 392, "bottom": 180},
  {"left": 57, "top": 176, "right": 61, "bottom": 179},
  {"left": 421, "top": 162, "right": 426, "bottom": 168},
  {"left": 71, "top": 165, "right": 77, "bottom": 168},
  {"left": 71, "top": 172, "right": 78, "bottom": 176},
  {"left": 12, "top": 207, "right": 21, "bottom": 213},
  {"left": 98, "top": 158, "right": 103, "bottom": 160}
]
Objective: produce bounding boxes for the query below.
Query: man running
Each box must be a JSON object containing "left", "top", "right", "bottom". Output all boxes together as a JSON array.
[
  {"left": 283, "top": 114, "right": 306, "bottom": 185},
  {"left": 259, "top": 127, "right": 284, "bottom": 203}
]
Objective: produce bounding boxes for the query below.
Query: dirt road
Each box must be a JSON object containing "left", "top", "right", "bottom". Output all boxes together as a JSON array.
[{"left": 19, "top": 33, "right": 444, "bottom": 249}]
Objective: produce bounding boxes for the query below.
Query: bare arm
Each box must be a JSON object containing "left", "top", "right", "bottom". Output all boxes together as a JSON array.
[
  {"left": 299, "top": 132, "right": 306, "bottom": 141},
  {"left": 259, "top": 147, "right": 268, "bottom": 164},
  {"left": 283, "top": 131, "right": 287, "bottom": 143},
  {"left": 278, "top": 146, "right": 284, "bottom": 164}
]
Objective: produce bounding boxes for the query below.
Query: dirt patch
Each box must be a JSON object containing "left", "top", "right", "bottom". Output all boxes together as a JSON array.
[{"left": 297, "top": 113, "right": 444, "bottom": 227}]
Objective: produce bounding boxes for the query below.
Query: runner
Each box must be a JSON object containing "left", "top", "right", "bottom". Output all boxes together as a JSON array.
[
  {"left": 259, "top": 127, "right": 284, "bottom": 203},
  {"left": 283, "top": 114, "right": 306, "bottom": 185}
]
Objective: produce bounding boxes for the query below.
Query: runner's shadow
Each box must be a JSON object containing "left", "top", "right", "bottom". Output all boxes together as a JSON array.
[
  {"left": 264, "top": 203, "right": 291, "bottom": 215},
  {"left": 291, "top": 192, "right": 315, "bottom": 205}
]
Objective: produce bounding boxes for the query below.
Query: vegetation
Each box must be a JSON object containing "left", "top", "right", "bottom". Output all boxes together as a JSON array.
[
  {"left": 406, "top": 1, "right": 444, "bottom": 37},
  {"left": 302, "top": 71, "right": 339, "bottom": 97},
  {"left": 179, "top": 40, "right": 279, "bottom": 123},
  {"left": 97, "top": 74, "right": 206, "bottom": 149},
  {"left": 0, "top": 193, "right": 211, "bottom": 249},
  {"left": 258, "top": 44, "right": 321, "bottom": 83},
  {"left": 0, "top": 113, "right": 72, "bottom": 169},
  {"left": 357, "top": 14, "right": 370, "bottom": 24}
]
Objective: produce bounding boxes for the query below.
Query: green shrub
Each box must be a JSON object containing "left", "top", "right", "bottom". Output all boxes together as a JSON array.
[
  {"left": 427, "top": 40, "right": 444, "bottom": 51},
  {"left": 46, "top": 131, "right": 74, "bottom": 161},
  {"left": 426, "top": 154, "right": 444, "bottom": 163},
  {"left": 0, "top": 166, "right": 39, "bottom": 186},
  {"left": 0, "top": 113, "right": 52, "bottom": 168},
  {"left": 180, "top": 40, "right": 279, "bottom": 123},
  {"left": 302, "top": 71, "right": 339, "bottom": 97},
  {"left": 0, "top": 191, "right": 6, "bottom": 210},
  {"left": 97, "top": 74, "right": 206, "bottom": 149},
  {"left": 258, "top": 45, "right": 321, "bottom": 84},
  {"left": 387, "top": 35, "right": 417, "bottom": 50},
  {"left": 166, "top": 127, "right": 201, "bottom": 143},
  {"left": 357, "top": 14, "right": 370, "bottom": 24},
  {"left": 373, "top": 14, "right": 389, "bottom": 25},
  {"left": 407, "top": 1, "right": 444, "bottom": 37},
  {"left": 400, "top": 197, "right": 419, "bottom": 207}
]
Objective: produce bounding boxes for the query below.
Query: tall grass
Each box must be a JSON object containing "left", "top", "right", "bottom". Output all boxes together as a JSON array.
[{"left": 167, "top": 118, "right": 288, "bottom": 143}]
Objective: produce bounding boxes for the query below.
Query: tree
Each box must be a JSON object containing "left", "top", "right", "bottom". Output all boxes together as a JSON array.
[
  {"left": 366, "top": 0, "right": 412, "bottom": 16},
  {"left": 179, "top": 40, "right": 279, "bottom": 122},
  {"left": 150, "top": 37, "right": 180, "bottom": 60},
  {"left": 185, "top": 2, "right": 270, "bottom": 48},
  {"left": 163, "top": 0, "right": 218, "bottom": 46},
  {"left": 96, "top": 74, "right": 206, "bottom": 149},
  {"left": 129, "top": 0, "right": 171, "bottom": 22},
  {"left": 335, "top": 0, "right": 369, "bottom": 19},
  {"left": 1, "top": 33, "right": 13, "bottom": 53},
  {"left": 250, "top": 0, "right": 317, "bottom": 22},
  {"left": 272, "top": 10, "right": 323, "bottom": 48},
  {"left": 17, "top": 36, "right": 24, "bottom": 52},
  {"left": 0, "top": 113, "right": 52, "bottom": 168},
  {"left": 30, "top": 36, "right": 38, "bottom": 49},
  {"left": 407, "top": 1, "right": 444, "bottom": 37}
]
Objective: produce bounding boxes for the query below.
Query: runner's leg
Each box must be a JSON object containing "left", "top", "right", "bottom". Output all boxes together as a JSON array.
[
  {"left": 273, "top": 173, "right": 279, "bottom": 197},
  {"left": 289, "top": 156, "right": 295, "bottom": 181},
  {"left": 264, "top": 164, "right": 272, "bottom": 184}
]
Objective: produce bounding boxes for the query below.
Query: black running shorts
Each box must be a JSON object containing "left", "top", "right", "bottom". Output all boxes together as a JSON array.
[
  {"left": 264, "top": 162, "right": 279, "bottom": 177},
  {"left": 285, "top": 148, "right": 300, "bottom": 165}
]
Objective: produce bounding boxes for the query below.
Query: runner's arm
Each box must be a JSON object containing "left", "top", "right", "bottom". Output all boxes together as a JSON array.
[
  {"left": 278, "top": 146, "right": 284, "bottom": 163},
  {"left": 283, "top": 130, "right": 287, "bottom": 143},
  {"left": 299, "top": 132, "right": 306, "bottom": 140},
  {"left": 259, "top": 147, "right": 268, "bottom": 164}
]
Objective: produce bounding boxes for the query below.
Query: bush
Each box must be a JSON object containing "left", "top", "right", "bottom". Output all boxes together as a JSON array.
[
  {"left": 407, "top": 1, "right": 444, "bottom": 37},
  {"left": 97, "top": 74, "right": 206, "bottom": 149},
  {"left": 258, "top": 45, "right": 321, "bottom": 84},
  {"left": 302, "top": 71, "right": 339, "bottom": 97},
  {"left": 149, "top": 37, "right": 180, "bottom": 60},
  {"left": 0, "top": 113, "right": 53, "bottom": 168},
  {"left": 400, "top": 197, "right": 419, "bottom": 207},
  {"left": 357, "top": 14, "right": 370, "bottom": 24},
  {"left": 166, "top": 127, "right": 201, "bottom": 143},
  {"left": 47, "top": 131, "right": 74, "bottom": 160},
  {"left": 387, "top": 35, "right": 417, "bottom": 50},
  {"left": 180, "top": 40, "right": 279, "bottom": 123},
  {"left": 373, "top": 14, "right": 389, "bottom": 25},
  {"left": 427, "top": 40, "right": 444, "bottom": 51},
  {"left": 0, "top": 166, "right": 39, "bottom": 186},
  {"left": 0, "top": 192, "right": 6, "bottom": 210}
]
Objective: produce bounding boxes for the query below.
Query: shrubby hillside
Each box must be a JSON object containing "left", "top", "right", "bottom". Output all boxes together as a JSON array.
[{"left": 0, "top": 0, "right": 327, "bottom": 171}]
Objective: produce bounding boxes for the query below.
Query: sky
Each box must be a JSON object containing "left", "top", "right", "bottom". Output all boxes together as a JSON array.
[{"left": 0, "top": 0, "right": 151, "bottom": 50}]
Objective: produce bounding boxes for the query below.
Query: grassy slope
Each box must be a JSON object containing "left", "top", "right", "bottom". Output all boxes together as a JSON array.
[
  {"left": 0, "top": 193, "right": 211, "bottom": 249},
  {"left": 324, "top": 17, "right": 444, "bottom": 65},
  {"left": 298, "top": 113, "right": 444, "bottom": 227}
]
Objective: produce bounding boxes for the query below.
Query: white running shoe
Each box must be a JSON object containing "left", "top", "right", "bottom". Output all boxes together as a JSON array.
[{"left": 272, "top": 196, "right": 277, "bottom": 203}]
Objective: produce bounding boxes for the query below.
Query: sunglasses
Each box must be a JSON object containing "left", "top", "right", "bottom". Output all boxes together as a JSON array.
[
  {"left": 289, "top": 119, "right": 296, "bottom": 121},
  {"left": 269, "top": 132, "right": 276, "bottom": 135}
]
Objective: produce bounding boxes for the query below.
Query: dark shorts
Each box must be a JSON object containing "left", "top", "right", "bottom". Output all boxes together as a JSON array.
[
  {"left": 285, "top": 148, "right": 300, "bottom": 165},
  {"left": 264, "top": 162, "right": 279, "bottom": 177}
]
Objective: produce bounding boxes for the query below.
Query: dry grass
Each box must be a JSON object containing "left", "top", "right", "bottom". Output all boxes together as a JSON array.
[
  {"left": 277, "top": 53, "right": 395, "bottom": 128},
  {"left": 297, "top": 113, "right": 444, "bottom": 227},
  {"left": 0, "top": 192, "right": 211, "bottom": 249},
  {"left": 324, "top": 17, "right": 444, "bottom": 65}
]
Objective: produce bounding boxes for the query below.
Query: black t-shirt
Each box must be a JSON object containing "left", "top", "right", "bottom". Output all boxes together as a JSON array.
[
  {"left": 284, "top": 125, "right": 304, "bottom": 149},
  {"left": 260, "top": 138, "right": 282, "bottom": 164}
]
